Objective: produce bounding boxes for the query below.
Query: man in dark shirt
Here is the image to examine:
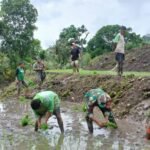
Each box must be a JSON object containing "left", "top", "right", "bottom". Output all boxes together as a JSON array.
[{"left": 70, "top": 43, "right": 80, "bottom": 73}]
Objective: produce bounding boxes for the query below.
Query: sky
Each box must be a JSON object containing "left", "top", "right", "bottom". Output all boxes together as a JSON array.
[{"left": 31, "top": 0, "right": 150, "bottom": 49}]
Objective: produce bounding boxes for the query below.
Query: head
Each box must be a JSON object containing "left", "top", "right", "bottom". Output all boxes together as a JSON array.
[
  {"left": 72, "top": 42, "right": 77, "bottom": 48},
  {"left": 105, "top": 100, "right": 112, "bottom": 109},
  {"left": 105, "top": 93, "right": 112, "bottom": 109},
  {"left": 19, "top": 62, "right": 25, "bottom": 68},
  {"left": 36, "top": 58, "right": 42, "bottom": 63},
  {"left": 120, "top": 26, "right": 126, "bottom": 36},
  {"left": 31, "top": 99, "right": 41, "bottom": 110}
]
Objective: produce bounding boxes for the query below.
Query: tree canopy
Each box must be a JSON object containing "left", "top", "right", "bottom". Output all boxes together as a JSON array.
[
  {"left": 52, "top": 25, "right": 88, "bottom": 66},
  {"left": 0, "top": 0, "right": 38, "bottom": 66}
]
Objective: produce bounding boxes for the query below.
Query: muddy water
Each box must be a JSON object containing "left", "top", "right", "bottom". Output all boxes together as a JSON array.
[{"left": 0, "top": 100, "right": 150, "bottom": 150}]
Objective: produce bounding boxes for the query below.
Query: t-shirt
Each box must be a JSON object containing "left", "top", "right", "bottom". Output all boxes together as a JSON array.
[
  {"left": 71, "top": 47, "right": 80, "bottom": 61},
  {"left": 113, "top": 33, "right": 125, "bottom": 54},
  {"left": 16, "top": 67, "right": 24, "bottom": 81},
  {"left": 33, "top": 62, "right": 44, "bottom": 72},
  {"left": 84, "top": 88, "right": 116, "bottom": 124},
  {"left": 84, "top": 88, "right": 110, "bottom": 107},
  {"left": 33, "top": 91, "right": 60, "bottom": 117}
]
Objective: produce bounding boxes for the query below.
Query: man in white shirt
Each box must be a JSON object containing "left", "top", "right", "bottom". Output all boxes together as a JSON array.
[{"left": 113, "top": 26, "right": 126, "bottom": 76}]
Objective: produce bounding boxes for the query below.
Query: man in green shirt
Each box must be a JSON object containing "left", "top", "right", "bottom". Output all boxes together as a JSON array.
[
  {"left": 84, "top": 88, "right": 117, "bottom": 134},
  {"left": 31, "top": 91, "right": 64, "bottom": 133},
  {"left": 16, "top": 62, "right": 28, "bottom": 97}
]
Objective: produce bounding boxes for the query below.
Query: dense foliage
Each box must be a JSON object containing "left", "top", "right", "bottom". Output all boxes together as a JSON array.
[
  {"left": 52, "top": 25, "right": 89, "bottom": 66},
  {"left": 0, "top": 0, "right": 38, "bottom": 67}
]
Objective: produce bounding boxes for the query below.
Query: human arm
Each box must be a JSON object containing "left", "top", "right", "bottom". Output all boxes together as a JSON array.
[
  {"left": 70, "top": 50, "right": 73, "bottom": 62},
  {"left": 90, "top": 115, "right": 108, "bottom": 128},
  {"left": 35, "top": 116, "right": 42, "bottom": 131},
  {"left": 45, "top": 112, "right": 52, "bottom": 124},
  {"left": 33, "top": 63, "right": 42, "bottom": 71},
  {"left": 15, "top": 68, "right": 19, "bottom": 83}
]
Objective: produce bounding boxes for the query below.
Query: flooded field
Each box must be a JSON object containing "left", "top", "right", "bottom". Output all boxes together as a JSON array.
[{"left": 0, "top": 99, "right": 150, "bottom": 150}]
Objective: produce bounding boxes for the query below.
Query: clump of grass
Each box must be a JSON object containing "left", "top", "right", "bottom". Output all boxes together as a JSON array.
[
  {"left": 82, "top": 103, "right": 87, "bottom": 112},
  {"left": 125, "top": 74, "right": 135, "bottom": 79},
  {"left": 28, "top": 80, "right": 36, "bottom": 88},
  {"left": 40, "top": 123, "right": 48, "bottom": 130},
  {"left": 20, "top": 115, "right": 31, "bottom": 126},
  {"left": 106, "top": 122, "right": 118, "bottom": 129},
  {"left": 93, "top": 71, "right": 97, "bottom": 75},
  {"left": 19, "top": 96, "right": 27, "bottom": 102}
]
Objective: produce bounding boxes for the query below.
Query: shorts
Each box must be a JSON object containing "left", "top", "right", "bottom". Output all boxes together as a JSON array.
[
  {"left": 71, "top": 60, "right": 79, "bottom": 67},
  {"left": 115, "top": 53, "right": 125, "bottom": 62}
]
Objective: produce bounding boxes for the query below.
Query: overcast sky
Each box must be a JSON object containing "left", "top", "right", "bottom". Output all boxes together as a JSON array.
[{"left": 31, "top": 0, "right": 150, "bottom": 49}]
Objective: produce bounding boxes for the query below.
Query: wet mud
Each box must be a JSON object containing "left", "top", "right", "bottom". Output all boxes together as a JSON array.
[{"left": 0, "top": 100, "right": 150, "bottom": 150}]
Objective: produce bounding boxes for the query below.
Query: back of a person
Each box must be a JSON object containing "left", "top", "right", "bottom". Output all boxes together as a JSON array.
[
  {"left": 71, "top": 47, "right": 80, "bottom": 61},
  {"left": 34, "top": 91, "right": 60, "bottom": 108},
  {"left": 16, "top": 66, "right": 24, "bottom": 81},
  {"left": 115, "top": 33, "right": 125, "bottom": 54},
  {"left": 34, "top": 91, "right": 57, "bottom": 100},
  {"left": 84, "top": 88, "right": 106, "bottom": 104}
]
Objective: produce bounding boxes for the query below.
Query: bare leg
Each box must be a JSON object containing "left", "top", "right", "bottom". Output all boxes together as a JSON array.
[
  {"left": 86, "top": 116, "right": 93, "bottom": 134},
  {"left": 17, "top": 81, "right": 21, "bottom": 97},
  {"left": 35, "top": 120, "right": 38, "bottom": 131},
  {"left": 55, "top": 113, "right": 64, "bottom": 133}
]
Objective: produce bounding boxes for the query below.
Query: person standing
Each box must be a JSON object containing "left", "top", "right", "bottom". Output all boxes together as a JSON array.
[
  {"left": 113, "top": 26, "right": 126, "bottom": 76},
  {"left": 33, "top": 58, "right": 45, "bottom": 89},
  {"left": 16, "top": 62, "right": 28, "bottom": 97},
  {"left": 70, "top": 43, "right": 80, "bottom": 73}
]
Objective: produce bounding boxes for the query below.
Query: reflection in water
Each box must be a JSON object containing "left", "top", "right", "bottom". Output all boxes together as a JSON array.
[
  {"left": 0, "top": 103, "right": 5, "bottom": 112},
  {"left": 0, "top": 100, "right": 150, "bottom": 150}
]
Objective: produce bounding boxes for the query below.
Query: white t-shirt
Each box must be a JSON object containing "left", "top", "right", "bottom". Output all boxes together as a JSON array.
[{"left": 113, "top": 33, "right": 125, "bottom": 54}]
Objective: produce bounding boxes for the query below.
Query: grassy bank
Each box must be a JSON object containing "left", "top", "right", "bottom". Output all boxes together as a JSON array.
[{"left": 47, "top": 69, "right": 150, "bottom": 77}]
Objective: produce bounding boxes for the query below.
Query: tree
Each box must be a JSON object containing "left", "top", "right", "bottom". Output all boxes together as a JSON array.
[
  {"left": 54, "top": 25, "right": 89, "bottom": 66},
  {"left": 87, "top": 25, "right": 143, "bottom": 58},
  {"left": 0, "top": 0, "right": 38, "bottom": 66},
  {"left": 143, "top": 34, "right": 150, "bottom": 44}
]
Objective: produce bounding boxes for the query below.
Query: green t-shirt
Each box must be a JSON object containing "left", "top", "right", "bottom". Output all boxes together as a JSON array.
[
  {"left": 33, "top": 91, "right": 60, "bottom": 117},
  {"left": 16, "top": 67, "right": 24, "bottom": 81}
]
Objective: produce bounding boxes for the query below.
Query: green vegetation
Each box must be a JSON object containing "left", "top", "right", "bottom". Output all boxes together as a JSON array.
[
  {"left": 0, "top": 0, "right": 38, "bottom": 67},
  {"left": 0, "top": 1, "right": 149, "bottom": 81},
  {"left": 20, "top": 115, "right": 31, "bottom": 126},
  {"left": 106, "top": 122, "right": 118, "bottom": 129},
  {"left": 40, "top": 123, "right": 48, "bottom": 130},
  {"left": 19, "top": 96, "right": 27, "bottom": 102},
  {"left": 46, "top": 25, "right": 88, "bottom": 67},
  {"left": 87, "top": 25, "right": 143, "bottom": 58},
  {"left": 47, "top": 69, "right": 150, "bottom": 77}
]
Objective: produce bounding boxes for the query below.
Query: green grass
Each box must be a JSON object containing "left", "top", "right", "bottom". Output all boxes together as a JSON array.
[{"left": 46, "top": 69, "right": 150, "bottom": 77}]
